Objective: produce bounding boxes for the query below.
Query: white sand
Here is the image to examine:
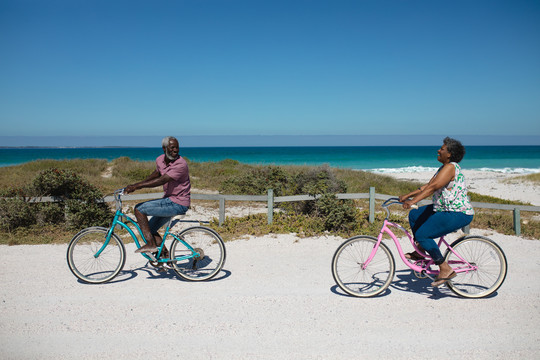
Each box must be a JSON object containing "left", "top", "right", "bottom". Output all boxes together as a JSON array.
[
  {"left": 1, "top": 170, "right": 539, "bottom": 359},
  {"left": 383, "top": 169, "right": 540, "bottom": 206}
]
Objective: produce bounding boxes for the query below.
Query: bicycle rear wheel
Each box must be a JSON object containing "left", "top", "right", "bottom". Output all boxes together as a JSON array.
[
  {"left": 332, "top": 236, "right": 395, "bottom": 297},
  {"left": 444, "top": 235, "right": 507, "bottom": 298},
  {"left": 67, "top": 227, "right": 126, "bottom": 284},
  {"left": 170, "top": 226, "right": 226, "bottom": 281}
]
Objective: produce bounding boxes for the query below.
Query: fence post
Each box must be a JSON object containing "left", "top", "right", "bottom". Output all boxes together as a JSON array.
[
  {"left": 513, "top": 208, "right": 521, "bottom": 236},
  {"left": 64, "top": 202, "right": 70, "bottom": 226},
  {"left": 267, "top": 189, "right": 274, "bottom": 224},
  {"left": 219, "top": 196, "right": 225, "bottom": 226},
  {"left": 369, "top": 187, "right": 375, "bottom": 223}
]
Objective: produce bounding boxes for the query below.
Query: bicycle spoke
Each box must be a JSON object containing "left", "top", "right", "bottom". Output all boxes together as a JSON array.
[
  {"left": 332, "top": 236, "right": 395, "bottom": 297},
  {"left": 170, "top": 227, "right": 226, "bottom": 281},
  {"left": 445, "top": 236, "right": 507, "bottom": 298},
  {"left": 67, "top": 227, "right": 126, "bottom": 284}
]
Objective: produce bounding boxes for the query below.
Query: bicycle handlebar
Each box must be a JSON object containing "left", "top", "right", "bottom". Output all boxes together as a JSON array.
[
  {"left": 112, "top": 188, "right": 125, "bottom": 210},
  {"left": 382, "top": 197, "right": 401, "bottom": 207},
  {"left": 382, "top": 197, "right": 418, "bottom": 209},
  {"left": 382, "top": 197, "right": 418, "bottom": 218}
]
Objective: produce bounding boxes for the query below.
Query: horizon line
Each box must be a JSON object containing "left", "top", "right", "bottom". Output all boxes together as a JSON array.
[{"left": 1, "top": 134, "right": 540, "bottom": 147}]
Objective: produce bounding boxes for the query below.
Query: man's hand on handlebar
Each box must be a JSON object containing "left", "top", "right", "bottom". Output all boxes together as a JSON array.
[{"left": 124, "top": 185, "right": 137, "bottom": 194}]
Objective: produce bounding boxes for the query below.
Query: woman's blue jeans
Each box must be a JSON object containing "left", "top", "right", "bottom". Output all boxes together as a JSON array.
[{"left": 409, "top": 205, "right": 473, "bottom": 265}]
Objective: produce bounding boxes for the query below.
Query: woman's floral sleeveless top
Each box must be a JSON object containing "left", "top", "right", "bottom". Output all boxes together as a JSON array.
[{"left": 433, "top": 163, "right": 474, "bottom": 215}]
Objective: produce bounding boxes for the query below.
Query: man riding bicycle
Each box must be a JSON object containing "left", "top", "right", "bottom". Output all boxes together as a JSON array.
[{"left": 125, "top": 136, "right": 191, "bottom": 254}]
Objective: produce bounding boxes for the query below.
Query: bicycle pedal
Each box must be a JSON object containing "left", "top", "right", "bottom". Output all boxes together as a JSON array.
[
  {"left": 155, "top": 265, "right": 167, "bottom": 273},
  {"left": 424, "top": 273, "right": 435, "bottom": 281}
]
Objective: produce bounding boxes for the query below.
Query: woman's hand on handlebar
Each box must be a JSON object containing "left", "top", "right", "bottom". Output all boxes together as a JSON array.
[
  {"left": 396, "top": 195, "right": 414, "bottom": 209},
  {"left": 401, "top": 199, "right": 419, "bottom": 210},
  {"left": 402, "top": 200, "right": 412, "bottom": 209}
]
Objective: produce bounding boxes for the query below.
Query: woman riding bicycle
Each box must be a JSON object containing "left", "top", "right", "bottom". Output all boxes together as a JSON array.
[{"left": 399, "top": 137, "right": 474, "bottom": 287}]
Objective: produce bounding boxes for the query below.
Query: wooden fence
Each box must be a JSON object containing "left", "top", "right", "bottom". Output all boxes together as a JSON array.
[{"left": 21, "top": 187, "right": 540, "bottom": 236}]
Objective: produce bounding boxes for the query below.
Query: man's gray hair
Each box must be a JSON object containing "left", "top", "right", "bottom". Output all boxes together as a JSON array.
[{"left": 162, "top": 136, "right": 178, "bottom": 148}]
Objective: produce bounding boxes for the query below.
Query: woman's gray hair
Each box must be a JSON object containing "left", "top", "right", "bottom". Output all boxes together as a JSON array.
[
  {"left": 443, "top": 137, "right": 466, "bottom": 163},
  {"left": 161, "top": 136, "right": 178, "bottom": 148}
]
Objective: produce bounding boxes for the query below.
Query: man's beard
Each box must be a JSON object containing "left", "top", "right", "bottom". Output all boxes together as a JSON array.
[{"left": 165, "top": 149, "right": 178, "bottom": 161}]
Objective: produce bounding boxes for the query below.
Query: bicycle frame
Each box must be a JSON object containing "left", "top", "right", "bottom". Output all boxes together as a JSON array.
[
  {"left": 367, "top": 199, "right": 478, "bottom": 277},
  {"left": 96, "top": 191, "right": 201, "bottom": 264}
]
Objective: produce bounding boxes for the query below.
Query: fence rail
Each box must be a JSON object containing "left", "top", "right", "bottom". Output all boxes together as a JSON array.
[{"left": 17, "top": 187, "right": 540, "bottom": 236}]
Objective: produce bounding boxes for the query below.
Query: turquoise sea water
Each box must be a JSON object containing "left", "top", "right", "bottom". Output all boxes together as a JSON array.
[{"left": 1, "top": 146, "right": 540, "bottom": 174}]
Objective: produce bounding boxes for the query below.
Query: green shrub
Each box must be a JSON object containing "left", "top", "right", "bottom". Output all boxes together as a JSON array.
[
  {"left": 219, "top": 164, "right": 357, "bottom": 232},
  {"left": 35, "top": 202, "right": 65, "bottom": 225},
  {"left": 294, "top": 165, "right": 347, "bottom": 195},
  {"left": 0, "top": 168, "right": 112, "bottom": 231},
  {"left": 316, "top": 193, "right": 358, "bottom": 232},
  {"left": 288, "top": 165, "right": 348, "bottom": 215},
  {"left": 32, "top": 169, "right": 112, "bottom": 229},
  {"left": 0, "top": 197, "right": 36, "bottom": 231},
  {"left": 220, "top": 165, "right": 291, "bottom": 195},
  {"left": 64, "top": 198, "right": 111, "bottom": 229}
]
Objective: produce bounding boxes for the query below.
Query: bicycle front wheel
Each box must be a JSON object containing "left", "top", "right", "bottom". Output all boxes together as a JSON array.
[
  {"left": 170, "top": 226, "right": 226, "bottom": 281},
  {"left": 67, "top": 227, "right": 126, "bottom": 284},
  {"left": 332, "top": 236, "right": 395, "bottom": 298},
  {"left": 445, "top": 235, "right": 507, "bottom": 298}
]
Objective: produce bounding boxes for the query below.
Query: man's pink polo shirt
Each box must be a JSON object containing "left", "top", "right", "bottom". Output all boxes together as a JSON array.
[{"left": 156, "top": 154, "right": 191, "bottom": 207}]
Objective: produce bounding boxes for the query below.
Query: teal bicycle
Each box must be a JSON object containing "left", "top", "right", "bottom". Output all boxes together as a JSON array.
[{"left": 67, "top": 189, "right": 226, "bottom": 284}]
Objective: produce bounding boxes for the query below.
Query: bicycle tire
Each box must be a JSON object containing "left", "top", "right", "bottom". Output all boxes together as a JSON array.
[
  {"left": 170, "top": 226, "right": 226, "bottom": 281},
  {"left": 67, "top": 227, "right": 126, "bottom": 284},
  {"left": 332, "top": 235, "right": 395, "bottom": 298},
  {"left": 444, "top": 235, "right": 507, "bottom": 298}
]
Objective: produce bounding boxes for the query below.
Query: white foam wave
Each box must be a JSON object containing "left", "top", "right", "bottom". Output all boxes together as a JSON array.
[
  {"left": 369, "top": 166, "right": 439, "bottom": 174},
  {"left": 474, "top": 167, "right": 540, "bottom": 174}
]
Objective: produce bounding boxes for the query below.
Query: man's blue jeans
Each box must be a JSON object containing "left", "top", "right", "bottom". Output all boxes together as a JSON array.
[
  {"left": 409, "top": 205, "right": 473, "bottom": 264},
  {"left": 135, "top": 198, "right": 188, "bottom": 234}
]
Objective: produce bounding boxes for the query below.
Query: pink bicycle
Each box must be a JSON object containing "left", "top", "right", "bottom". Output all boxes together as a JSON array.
[{"left": 331, "top": 198, "right": 507, "bottom": 298}]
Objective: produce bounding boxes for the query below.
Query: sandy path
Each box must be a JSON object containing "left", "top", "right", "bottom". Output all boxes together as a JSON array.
[
  {"left": 1, "top": 228, "right": 539, "bottom": 359},
  {"left": 1, "top": 169, "right": 539, "bottom": 359}
]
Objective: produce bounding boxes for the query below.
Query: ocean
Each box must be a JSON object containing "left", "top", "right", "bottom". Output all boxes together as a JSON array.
[{"left": 1, "top": 146, "right": 540, "bottom": 174}]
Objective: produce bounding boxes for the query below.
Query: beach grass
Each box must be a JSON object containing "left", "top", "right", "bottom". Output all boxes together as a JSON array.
[
  {"left": 1, "top": 158, "right": 539, "bottom": 244},
  {"left": 468, "top": 192, "right": 529, "bottom": 205},
  {"left": 0, "top": 159, "right": 109, "bottom": 191},
  {"left": 2, "top": 225, "right": 73, "bottom": 246},
  {"left": 514, "top": 172, "right": 540, "bottom": 184}
]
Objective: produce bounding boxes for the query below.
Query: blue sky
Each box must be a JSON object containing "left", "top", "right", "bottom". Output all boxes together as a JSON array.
[{"left": 1, "top": 0, "right": 539, "bottom": 146}]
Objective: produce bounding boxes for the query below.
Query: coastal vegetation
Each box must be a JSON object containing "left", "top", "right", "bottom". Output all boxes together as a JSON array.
[
  {"left": 0, "top": 167, "right": 111, "bottom": 238},
  {"left": 515, "top": 172, "right": 540, "bottom": 183},
  {"left": 0, "top": 158, "right": 539, "bottom": 245}
]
